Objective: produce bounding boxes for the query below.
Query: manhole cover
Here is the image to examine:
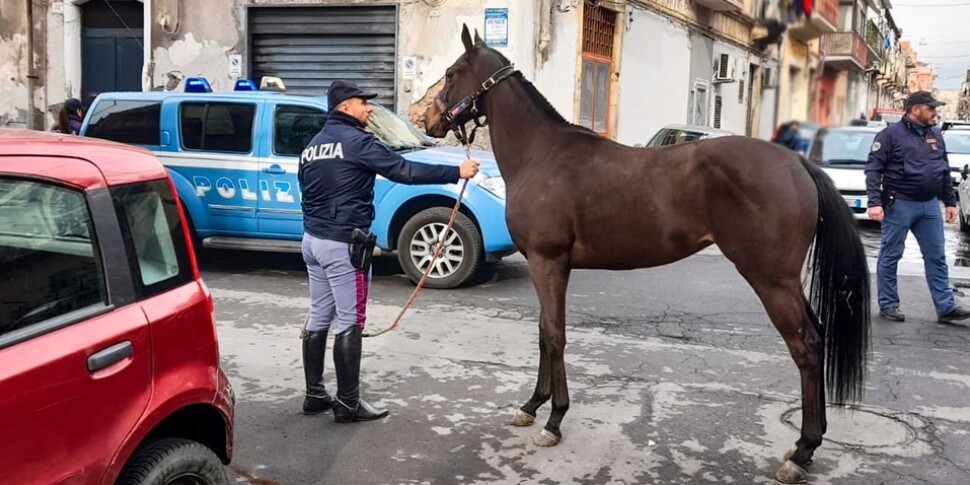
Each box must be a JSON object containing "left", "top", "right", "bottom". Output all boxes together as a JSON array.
[{"left": 782, "top": 407, "right": 916, "bottom": 448}]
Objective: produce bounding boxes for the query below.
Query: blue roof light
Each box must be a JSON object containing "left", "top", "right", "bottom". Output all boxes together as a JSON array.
[
  {"left": 185, "top": 77, "right": 212, "bottom": 93},
  {"left": 234, "top": 79, "right": 257, "bottom": 91}
]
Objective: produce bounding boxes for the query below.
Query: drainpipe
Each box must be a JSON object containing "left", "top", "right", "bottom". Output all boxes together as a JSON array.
[
  {"left": 537, "top": 0, "right": 552, "bottom": 64},
  {"left": 25, "top": 0, "right": 35, "bottom": 129},
  {"left": 143, "top": 0, "right": 153, "bottom": 91},
  {"left": 64, "top": 1, "right": 82, "bottom": 101}
]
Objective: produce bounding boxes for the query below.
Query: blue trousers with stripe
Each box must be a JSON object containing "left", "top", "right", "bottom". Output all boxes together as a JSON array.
[{"left": 302, "top": 234, "right": 370, "bottom": 335}]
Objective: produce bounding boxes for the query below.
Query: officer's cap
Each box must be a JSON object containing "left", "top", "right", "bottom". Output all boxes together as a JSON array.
[
  {"left": 905, "top": 91, "right": 944, "bottom": 111},
  {"left": 328, "top": 80, "right": 377, "bottom": 110}
]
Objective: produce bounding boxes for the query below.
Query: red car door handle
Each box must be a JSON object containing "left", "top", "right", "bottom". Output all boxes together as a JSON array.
[{"left": 87, "top": 341, "right": 133, "bottom": 373}]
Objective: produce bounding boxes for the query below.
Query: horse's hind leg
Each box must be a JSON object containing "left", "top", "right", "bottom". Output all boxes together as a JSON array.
[
  {"left": 744, "top": 274, "right": 825, "bottom": 484},
  {"left": 515, "top": 255, "right": 571, "bottom": 446}
]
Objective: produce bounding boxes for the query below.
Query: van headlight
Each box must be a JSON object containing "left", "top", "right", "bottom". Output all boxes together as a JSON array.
[{"left": 478, "top": 176, "right": 506, "bottom": 199}]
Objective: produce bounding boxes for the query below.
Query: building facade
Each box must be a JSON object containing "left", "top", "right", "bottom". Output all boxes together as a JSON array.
[{"left": 6, "top": 0, "right": 933, "bottom": 142}]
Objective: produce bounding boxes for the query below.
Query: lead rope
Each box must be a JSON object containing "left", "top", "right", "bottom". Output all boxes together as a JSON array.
[{"left": 363, "top": 134, "right": 474, "bottom": 338}]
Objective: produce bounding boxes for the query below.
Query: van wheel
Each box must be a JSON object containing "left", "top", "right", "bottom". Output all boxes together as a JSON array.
[
  {"left": 397, "top": 207, "right": 482, "bottom": 289},
  {"left": 961, "top": 207, "right": 970, "bottom": 233},
  {"left": 117, "top": 438, "right": 228, "bottom": 485}
]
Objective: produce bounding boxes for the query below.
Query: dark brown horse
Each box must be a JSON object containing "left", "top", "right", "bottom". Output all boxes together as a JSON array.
[{"left": 425, "top": 25, "right": 871, "bottom": 484}]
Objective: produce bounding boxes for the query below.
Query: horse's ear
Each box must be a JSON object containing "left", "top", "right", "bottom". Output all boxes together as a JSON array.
[
  {"left": 461, "top": 24, "right": 474, "bottom": 52},
  {"left": 474, "top": 29, "right": 484, "bottom": 46}
]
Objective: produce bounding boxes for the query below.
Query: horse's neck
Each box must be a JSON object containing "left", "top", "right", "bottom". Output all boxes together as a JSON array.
[{"left": 484, "top": 78, "right": 556, "bottom": 182}]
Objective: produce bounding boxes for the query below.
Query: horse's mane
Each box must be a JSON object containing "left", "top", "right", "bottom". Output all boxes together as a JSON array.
[
  {"left": 510, "top": 73, "right": 598, "bottom": 136},
  {"left": 486, "top": 48, "right": 597, "bottom": 136}
]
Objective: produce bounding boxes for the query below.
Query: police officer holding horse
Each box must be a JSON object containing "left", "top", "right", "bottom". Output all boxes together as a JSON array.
[{"left": 298, "top": 80, "right": 479, "bottom": 422}]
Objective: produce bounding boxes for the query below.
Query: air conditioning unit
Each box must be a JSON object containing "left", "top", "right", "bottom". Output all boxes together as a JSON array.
[{"left": 713, "top": 53, "right": 736, "bottom": 83}]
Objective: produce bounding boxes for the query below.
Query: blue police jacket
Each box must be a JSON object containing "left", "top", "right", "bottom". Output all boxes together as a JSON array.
[
  {"left": 865, "top": 116, "right": 956, "bottom": 207},
  {"left": 298, "top": 111, "right": 461, "bottom": 242}
]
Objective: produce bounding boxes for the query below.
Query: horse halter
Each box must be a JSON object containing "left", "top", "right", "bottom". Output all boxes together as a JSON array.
[{"left": 437, "top": 64, "right": 517, "bottom": 146}]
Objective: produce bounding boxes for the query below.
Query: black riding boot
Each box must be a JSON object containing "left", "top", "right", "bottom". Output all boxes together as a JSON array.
[
  {"left": 302, "top": 329, "right": 334, "bottom": 415},
  {"left": 333, "top": 326, "right": 388, "bottom": 423}
]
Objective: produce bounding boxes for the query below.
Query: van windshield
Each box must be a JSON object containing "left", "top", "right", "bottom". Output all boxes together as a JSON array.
[{"left": 367, "top": 104, "right": 436, "bottom": 150}]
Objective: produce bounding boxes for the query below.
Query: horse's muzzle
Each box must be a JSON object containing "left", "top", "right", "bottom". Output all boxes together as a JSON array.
[{"left": 424, "top": 98, "right": 449, "bottom": 138}]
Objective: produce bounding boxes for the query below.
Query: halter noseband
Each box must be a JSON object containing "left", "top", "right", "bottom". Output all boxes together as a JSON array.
[{"left": 438, "top": 64, "right": 517, "bottom": 146}]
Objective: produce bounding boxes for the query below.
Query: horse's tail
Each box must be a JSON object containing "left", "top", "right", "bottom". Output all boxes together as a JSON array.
[{"left": 799, "top": 157, "right": 871, "bottom": 406}]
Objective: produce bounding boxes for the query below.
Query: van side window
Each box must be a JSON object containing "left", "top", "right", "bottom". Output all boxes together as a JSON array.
[
  {"left": 274, "top": 105, "right": 327, "bottom": 156},
  {"left": 0, "top": 178, "right": 107, "bottom": 335},
  {"left": 180, "top": 102, "right": 255, "bottom": 153},
  {"left": 85, "top": 100, "right": 162, "bottom": 146},
  {"left": 111, "top": 180, "right": 193, "bottom": 298}
]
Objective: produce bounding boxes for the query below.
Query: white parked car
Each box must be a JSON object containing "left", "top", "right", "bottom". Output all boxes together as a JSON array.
[
  {"left": 944, "top": 128, "right": 970, "bottom": 189},
  {"left": 807, "top": 127, "right": 882, "bottom": 221},
  {"left": 959, "top": 169, "right": 970, "bottom": 232}
]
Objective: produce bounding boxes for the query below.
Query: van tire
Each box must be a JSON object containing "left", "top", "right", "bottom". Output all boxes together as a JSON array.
[
  {"left": 397, "top": 207, "right": 482, "bottom": 289},
  {"left": 117, "top": 438, "right": 228, "bottom": 485}
]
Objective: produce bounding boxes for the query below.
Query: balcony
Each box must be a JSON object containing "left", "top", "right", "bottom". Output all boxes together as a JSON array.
[
  {"left": 822, "top": 31, "right": 869, "bottom": 71},
  {"left": 787, "top": 0, "right": 839, "bottom": 42},
  {"left": 693, "top": 0, "right": 743, "bottom": 11}
]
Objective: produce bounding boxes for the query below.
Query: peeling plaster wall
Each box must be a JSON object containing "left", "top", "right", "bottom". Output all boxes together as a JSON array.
[
  {"left": 1, "top": 0, "right": 29, "bottom": 127},
  {"left": 149, "top": 0, "right": 241, "bottom": 92}
]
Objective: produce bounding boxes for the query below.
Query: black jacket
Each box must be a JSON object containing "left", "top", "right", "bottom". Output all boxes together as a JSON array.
[
  {"left": 298, "top": 111, "right": 461, "bottom": 242},
  {"left": 865, "top": 116, "right": 956, "bottom": 207}
]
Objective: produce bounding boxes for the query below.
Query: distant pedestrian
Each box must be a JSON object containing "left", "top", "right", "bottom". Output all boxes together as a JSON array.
[
  {"left": 774, "top": 121, "right": 800, "bottom": 151},
  {"left": 54, "top": 98, "right": 84, "bottom": 135}
]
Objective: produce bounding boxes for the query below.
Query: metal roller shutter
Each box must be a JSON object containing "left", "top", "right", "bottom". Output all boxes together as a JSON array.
[{"left": 249, "top": 5, "right": 397, "bottom": 107}]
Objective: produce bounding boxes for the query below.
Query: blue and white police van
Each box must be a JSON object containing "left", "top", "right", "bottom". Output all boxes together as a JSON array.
[{"left": 79, "top": 78, "right": 515, "bottom": 288}]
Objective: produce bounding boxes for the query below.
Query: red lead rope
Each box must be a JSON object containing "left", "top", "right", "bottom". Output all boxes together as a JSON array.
[{"left": 363, "top": 170, "right": 471, "bottom": 338}]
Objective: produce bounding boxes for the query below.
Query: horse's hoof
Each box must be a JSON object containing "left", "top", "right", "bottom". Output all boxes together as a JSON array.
[
  {"left": 533, "top": 428, "right": 561, "bottom": 447},
  {"left": 511, "top": 409, "right": 536, "bottom": 427},
  {"left": 775, "top": 460, "right": 808, "bottom": 484}
]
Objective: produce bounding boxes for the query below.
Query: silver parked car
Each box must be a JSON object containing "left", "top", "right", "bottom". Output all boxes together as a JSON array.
[{"left": 643, "top": 124, "right": 734, "bottom": 147}]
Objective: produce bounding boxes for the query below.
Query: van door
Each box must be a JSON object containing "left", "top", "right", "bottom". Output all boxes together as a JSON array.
[
  {"left": 257, "top": 103, "right": 327, "bottom": 236},
  {"left": 172, "top": 100, "right": 263, "bottom": 235}
]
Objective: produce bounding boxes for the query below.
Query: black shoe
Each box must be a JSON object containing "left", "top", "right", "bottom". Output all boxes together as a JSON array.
[
  {"left": 333, "top": 327, "right": 389, "bottom": 423},
  {"left": 302, "top": 329, "right": 334, "bottom": 415},
  {"left": 939, "top": 306, "right": 970, "bottom": 323},
  {"left": 879, "top": 308, "right": 906, "bottom": 322}
]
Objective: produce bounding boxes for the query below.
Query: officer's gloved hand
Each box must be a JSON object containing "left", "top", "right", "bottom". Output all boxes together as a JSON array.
[{"left": 460, "top": 159, "right": 480, "bottom": 179}]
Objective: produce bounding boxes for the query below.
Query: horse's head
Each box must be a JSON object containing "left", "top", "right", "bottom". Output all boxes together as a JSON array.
[{"left": 424, "top": 24, "right": 514, "bottom": 139}]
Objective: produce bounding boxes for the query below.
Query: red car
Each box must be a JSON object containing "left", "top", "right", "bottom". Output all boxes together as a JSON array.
[{"left": 0, "top": 129, "right": 234, "bottom": 484}]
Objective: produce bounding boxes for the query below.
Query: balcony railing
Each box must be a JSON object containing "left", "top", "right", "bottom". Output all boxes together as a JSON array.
[
  {"left": 822, "top": 31, "right": 869, "bottom": 71},
  {"left": 693, "top": 0, "right": 744, "bottom": 12},
  {"left": 787, "top": 0, "right": 839, "bottom": 42}
]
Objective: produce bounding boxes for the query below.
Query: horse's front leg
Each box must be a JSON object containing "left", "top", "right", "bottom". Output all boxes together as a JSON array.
[
  {"left": 511, "top": 322, "right": 549, "bottom": 427},
  {"left": 520, "top": 255, "right": 570, "bottom": 447}
]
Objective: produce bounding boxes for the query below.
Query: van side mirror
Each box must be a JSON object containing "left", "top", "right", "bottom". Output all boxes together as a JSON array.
[{"left": 962, "top": 164, "right": 968, "bottom": 181}]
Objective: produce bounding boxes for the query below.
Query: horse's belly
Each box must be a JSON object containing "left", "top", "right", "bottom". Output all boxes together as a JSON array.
[{"left": 570, "top": 239, "right": 712, "bottom": 270}]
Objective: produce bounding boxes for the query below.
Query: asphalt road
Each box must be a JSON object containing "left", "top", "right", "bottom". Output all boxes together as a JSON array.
[{"left": 203, "top": 222, "right": 970, "bottom": 485}]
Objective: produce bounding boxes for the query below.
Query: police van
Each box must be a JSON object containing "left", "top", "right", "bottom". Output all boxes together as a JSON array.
[{"left": 79, "top": 78, "right": 514, "bottom": 289}]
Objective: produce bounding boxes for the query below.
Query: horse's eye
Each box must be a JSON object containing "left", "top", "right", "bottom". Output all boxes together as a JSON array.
[{"left": 446, "top": 70, "right": 454, "bottom": 80}]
